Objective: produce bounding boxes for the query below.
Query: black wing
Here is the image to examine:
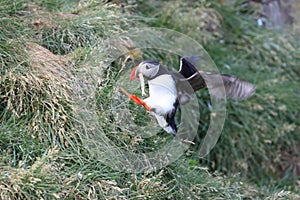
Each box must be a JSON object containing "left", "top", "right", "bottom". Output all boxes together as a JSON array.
[
  {"left": 178, "top": 56, "right": 199, "bottom": 78},
  {"left": 176, "top": 56, "right": 255, "bottom": 102},
  {"left": 203, "top": 73, "right": 256, "bottom": 100},
  {"left": 175, "top": 56, "right": 204, "bottom": 104},
  {"left": 180, "top": 71, "right": 255, "bottom": 101}
]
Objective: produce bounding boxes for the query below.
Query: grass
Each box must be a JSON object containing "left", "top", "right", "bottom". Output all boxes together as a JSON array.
[
  {"left": 0, "top": 0, "right": 300, "bottom": 199},
  {"left": 135, "top": 0, "right": 300, "bottom": 187}
]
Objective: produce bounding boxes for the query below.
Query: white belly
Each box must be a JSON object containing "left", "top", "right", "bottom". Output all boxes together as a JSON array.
[{"left": 144, "top": 75, "right": 177, "bottom": 114}]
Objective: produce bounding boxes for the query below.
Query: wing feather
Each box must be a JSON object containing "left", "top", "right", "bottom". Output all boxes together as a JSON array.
[
  {"left": 178, "top": 72, "right": 255, "bottom": 101},
  {"left": 177, "top": 56, "right": 255, "bottom": 101}
]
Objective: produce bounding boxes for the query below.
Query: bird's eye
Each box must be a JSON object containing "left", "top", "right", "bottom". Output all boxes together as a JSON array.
[{"left": 145, "top": 65, "right": 150, "bottom": 69}]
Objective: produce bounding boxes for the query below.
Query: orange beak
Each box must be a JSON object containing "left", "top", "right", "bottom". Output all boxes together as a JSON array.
[{"left": 130, "top": 65, "right": 139, "bottom": 80}]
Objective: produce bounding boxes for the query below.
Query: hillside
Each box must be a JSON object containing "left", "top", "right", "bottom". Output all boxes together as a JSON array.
[{"left": 0, "top": 0, "right": 299, "bottom": 199}]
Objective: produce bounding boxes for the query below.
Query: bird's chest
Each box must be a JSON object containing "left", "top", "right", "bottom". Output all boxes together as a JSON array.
[{"left": 145, "top": 75, "right": 177, "bottom": 113}]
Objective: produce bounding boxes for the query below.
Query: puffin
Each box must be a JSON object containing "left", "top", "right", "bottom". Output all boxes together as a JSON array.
[{"left": 129, "top": 56, "right": 255, "bottom": 135}]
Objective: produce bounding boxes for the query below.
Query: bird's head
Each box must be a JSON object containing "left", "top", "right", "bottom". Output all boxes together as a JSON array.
[{"left": 130, "top": 60, "right": 160, "bottom": 80}]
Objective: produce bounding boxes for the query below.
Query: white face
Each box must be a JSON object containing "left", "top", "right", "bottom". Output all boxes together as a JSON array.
[{"left": 138, "top": 61, "right": 160, "bottom": 79}]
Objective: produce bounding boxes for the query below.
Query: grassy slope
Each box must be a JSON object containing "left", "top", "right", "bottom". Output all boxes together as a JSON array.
[
  {"left": 0, "top": 0, "right": 299, "bottom": 199},
  {"left": 135, "top": 0, "right": 300, "bottom": 185}
]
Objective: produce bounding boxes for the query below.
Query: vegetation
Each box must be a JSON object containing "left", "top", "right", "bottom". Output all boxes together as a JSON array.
[{"left": 0, "top": 0, "right": 299, "bottom": 199}]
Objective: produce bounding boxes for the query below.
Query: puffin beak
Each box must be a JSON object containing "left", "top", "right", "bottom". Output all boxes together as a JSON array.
[{"left": 130, "top": 66, "right": 139, "bottom": 80}]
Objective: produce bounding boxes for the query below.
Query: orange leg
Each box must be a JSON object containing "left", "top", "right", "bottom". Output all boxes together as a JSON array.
[{"left": 120, "top": 87, "right": 151, "bottom": 111}]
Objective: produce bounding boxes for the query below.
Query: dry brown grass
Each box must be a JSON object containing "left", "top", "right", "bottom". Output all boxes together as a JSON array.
[
  {"left": 0, "top": 148, "right": 62, "bottom": 199},
  {"left": 25, "top": 42, "right": 72, "bottom": 84},
  {"left": 1, "top": 42, "right": 75, "bottom": 145}
]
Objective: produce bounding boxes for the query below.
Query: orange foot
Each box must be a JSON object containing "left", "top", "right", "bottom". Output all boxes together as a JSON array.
[{"left": 120, "top": 87, "right": 151, "bottom": 111}]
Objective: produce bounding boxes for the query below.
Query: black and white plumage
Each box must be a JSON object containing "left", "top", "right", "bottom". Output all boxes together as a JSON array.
[{"left": 130, "top": 56, "right": 255, "bottom": 135}]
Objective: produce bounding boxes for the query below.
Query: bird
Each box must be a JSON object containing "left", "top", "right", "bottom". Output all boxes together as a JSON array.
[{"left": 129, "top": 56, "right": 255, "bottom": 135}]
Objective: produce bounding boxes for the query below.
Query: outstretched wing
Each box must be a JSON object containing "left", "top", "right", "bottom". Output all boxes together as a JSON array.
[
  {"left": 176, "top": 56, "right": 255, "bottom": 103},
  {"left": 186, "top": 72, "right": 256, "bottom": 100},
  {"left": 196, "top": 71, "right": 255, "bottom": 100}
]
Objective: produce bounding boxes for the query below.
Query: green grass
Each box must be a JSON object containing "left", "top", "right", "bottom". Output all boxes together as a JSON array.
[
  {"left": 135, "top": 0, "right": 300, "bottom": 188},
  {"left": 1, "top": 0, "right": 300, "bottom": 199}
]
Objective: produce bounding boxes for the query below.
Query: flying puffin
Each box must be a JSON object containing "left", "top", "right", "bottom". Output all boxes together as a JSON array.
[{"left": 129, "top": 56, "right": 255, "bottom": 135}]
